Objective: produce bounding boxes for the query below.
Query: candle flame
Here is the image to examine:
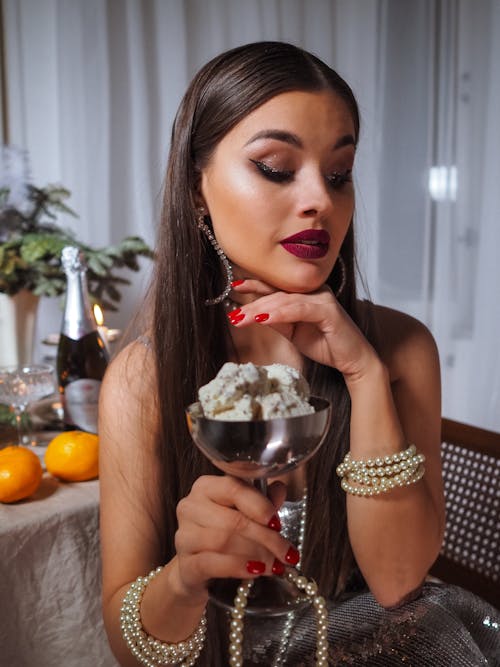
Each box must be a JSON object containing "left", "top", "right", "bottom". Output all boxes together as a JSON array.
[{"left": 93, "top": 303, "right": 104, "bottom": 326}]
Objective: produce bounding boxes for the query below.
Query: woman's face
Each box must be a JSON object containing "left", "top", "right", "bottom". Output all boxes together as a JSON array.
[{"left": 200, "top": 90, "right": 356, "bottom": 293}]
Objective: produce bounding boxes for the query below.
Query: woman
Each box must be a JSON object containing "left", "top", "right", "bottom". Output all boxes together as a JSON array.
[{"left": 99, "top": 42, "right": 498, "bottom": 666}]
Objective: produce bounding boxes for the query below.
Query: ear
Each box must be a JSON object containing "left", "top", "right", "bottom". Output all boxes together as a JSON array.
[
  {"left": 193, "top": 175, "right": 207, "bottom": 213},
  {"left": 193, "top": 194, "right": 206, "bottom": 212}
]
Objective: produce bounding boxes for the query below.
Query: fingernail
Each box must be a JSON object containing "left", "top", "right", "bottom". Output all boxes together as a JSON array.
[
  {"left": 272, "top": 559, "right": 285, "bottom": 576},
  {"left": 254, "top": 313, "right": 269, "bottom": 323},
  {"left": 227, "top": 308, "right": 241, "bottom": 319},
  {"left": 231, "top": 279, "right": 245, "bottom": 287},
  {"left": 284, "top": 546, "right": 300, "bottom": 565},
  {"left": 246, "top": 560, "right": 266, "bottom": 575},
  {"left": 267, "top": 514, "right": 281, "bottom": 532},
  {"left": 229, "top": 313, "right": 245, "bottom": 325}
]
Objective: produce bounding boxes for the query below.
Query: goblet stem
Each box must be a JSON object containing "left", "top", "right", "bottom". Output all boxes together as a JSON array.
[
  {"left": 254, "top": 477, "right": 268, "bottom": 497},
  {"left": 13, "top": 405, "right": 30, "bottom": 446}
]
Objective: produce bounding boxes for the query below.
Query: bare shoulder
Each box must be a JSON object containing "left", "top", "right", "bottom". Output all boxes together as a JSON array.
[
  {"left": 101, "top": 337, "right": 156, "bottom": 415},
  {"left": 359, "top": 300, "right": 440, "bottom": 384},
  {"left": 99, "top": 336, "right": 159, "bottom": 479},
  {"left": 99, "top": 338, "right": 162, "bottom": 603}
]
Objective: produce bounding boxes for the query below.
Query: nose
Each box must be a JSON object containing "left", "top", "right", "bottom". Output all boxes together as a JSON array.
[{"left": 296, "top": 168, "right": 332, "bottom": 218}]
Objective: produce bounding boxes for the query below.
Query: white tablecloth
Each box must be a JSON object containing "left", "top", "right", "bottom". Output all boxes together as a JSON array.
[{"left": 0, "top": 450, "right": 119, "bottom": 667}]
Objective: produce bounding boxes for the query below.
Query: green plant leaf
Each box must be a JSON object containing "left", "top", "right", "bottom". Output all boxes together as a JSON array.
[
  {"left": 103, "top": 283, "right": 121, "bottom": 302},
  {"left": 1, "top": 183, "right": 154, "bottom": 306}
]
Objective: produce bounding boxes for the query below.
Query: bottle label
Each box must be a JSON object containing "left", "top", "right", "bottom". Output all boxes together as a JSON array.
[{"left": 63, "top": 379, "right": 102, "bottom": 433}]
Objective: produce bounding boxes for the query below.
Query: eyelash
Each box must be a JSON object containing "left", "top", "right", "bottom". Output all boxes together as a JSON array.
[{"left": 250, "top": 160, "right": 352, "bottom": 189}]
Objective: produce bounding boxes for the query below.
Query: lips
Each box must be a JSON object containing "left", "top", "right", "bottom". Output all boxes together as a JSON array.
[{"left": 280, "top": 229, "right": 330, "bottom": 259}]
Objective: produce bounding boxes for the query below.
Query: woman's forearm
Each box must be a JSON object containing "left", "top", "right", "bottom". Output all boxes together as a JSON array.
[
  {"left": 103, "top": 557, "right": 208, "bottom": 667},
  {"left": 345, "top": 361, "right": 443, "bottom": 607}
]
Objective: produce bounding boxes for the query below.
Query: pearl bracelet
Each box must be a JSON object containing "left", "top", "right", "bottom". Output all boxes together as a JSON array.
[
  {"left": 120, "top": 566, "right": 207, "bottom": 666},
  {"left": 336, "top": 444, "right": 426, "bottom": 497},
  {"left": 229, "top": 569, "right": 329, "bottom": 666}
]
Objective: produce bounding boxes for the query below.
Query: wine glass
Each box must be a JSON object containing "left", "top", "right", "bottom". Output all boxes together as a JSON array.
[
  {"left": 0, "top": 364, "right": 57, "bottom": 446},
  {"left": 186, "top": 396, "right": 331, "bottom": 616}
]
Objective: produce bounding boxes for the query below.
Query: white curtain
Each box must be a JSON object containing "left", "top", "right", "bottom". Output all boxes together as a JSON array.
[
  {"left": 2, "top": 0, "right": 499, "bottom": 430},
  {"left": 372, "top": 0, "right": 500, "bottom": 431}
]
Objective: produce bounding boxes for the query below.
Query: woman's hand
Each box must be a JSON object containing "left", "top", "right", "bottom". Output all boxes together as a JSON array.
[
  {"left": 230, "top": 279, "right": 380, "bottom": 385},
  {"left": 173, "top": 475, "right": 295, "bottom": 600}
]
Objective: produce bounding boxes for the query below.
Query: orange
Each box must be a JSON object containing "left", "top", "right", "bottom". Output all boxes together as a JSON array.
[
  {"left": 45, "top": 431, "right": 99, "bottom": 482},
  {"left": 0, "top": 446, "right": 43, "bottom": 503}
]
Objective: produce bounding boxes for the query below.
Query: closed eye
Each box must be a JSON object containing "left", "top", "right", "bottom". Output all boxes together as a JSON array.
[
  {"left": 250, "top": 160, "right": 293, "bottom": 183},
  {"left": 327, "top": 170, "right": 352, "bottom": 189},
  {"left": 251, "top": 160, "right": 352, "bottom": 189}
]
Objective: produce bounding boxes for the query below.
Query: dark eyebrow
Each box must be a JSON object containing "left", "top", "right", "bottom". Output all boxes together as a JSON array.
[
  {"left": 245, "top": 130, "right": 302, "bottom": 147},
  {"left": 245, "top": 130, "right": 356, "bottom": 150}
]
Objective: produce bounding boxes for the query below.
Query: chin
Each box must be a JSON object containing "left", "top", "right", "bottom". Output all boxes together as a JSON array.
[
  {"left": 282, "top": 258, "right": 334, "bottom": 293},
  {"left": 270, "top": 271, "right": 327, "bottom": 294}
]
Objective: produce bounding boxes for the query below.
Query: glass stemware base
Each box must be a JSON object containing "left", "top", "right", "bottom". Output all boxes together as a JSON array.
[
  {"left": 0, "top": 364, "right": 57, "bottom": 447},
  {"left": 208, "top": 575, "right": 311, "bottom": 617}
]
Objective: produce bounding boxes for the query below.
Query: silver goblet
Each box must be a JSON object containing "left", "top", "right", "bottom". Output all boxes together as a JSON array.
[{"left": 186, "top": 396, "right": 332, "bottom": 615}]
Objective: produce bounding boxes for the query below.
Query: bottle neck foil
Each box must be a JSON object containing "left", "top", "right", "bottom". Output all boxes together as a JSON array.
[{"left": 61, "top": 270, "right": 96, "bottom": 340}]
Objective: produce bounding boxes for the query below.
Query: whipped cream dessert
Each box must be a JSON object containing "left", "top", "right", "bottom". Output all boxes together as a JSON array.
[{"left": 198, "top": 362, "right": 315, "bottom": 420}]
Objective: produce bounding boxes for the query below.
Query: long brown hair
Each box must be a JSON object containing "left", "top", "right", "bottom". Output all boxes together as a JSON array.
[{"left": 152, "top": 40, "right": 366, "bottom": 648}]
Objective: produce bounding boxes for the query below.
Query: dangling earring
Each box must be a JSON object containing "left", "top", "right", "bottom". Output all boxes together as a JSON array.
[
  {"left": 196, "top": 209, "right": 233, "bottom": 306},
  {"left": 335, "top": 254, "right": 347, "bottom": 298}
]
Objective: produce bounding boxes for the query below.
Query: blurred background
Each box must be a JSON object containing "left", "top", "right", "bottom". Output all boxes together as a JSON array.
[{"left": 1, "top": 0, "right": 499, "bottom": 431}]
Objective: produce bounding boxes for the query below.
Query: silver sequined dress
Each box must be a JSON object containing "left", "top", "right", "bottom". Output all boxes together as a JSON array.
[{"left": 208, "top": 499, "right": 500, "bottom": 666}]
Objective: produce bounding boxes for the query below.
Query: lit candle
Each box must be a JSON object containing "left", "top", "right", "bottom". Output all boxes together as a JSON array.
[{"left": 93, "top": 303, "right": 110, "bottom": 353}]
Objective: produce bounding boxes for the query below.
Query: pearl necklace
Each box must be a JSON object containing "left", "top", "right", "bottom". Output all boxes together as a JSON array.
[{"left": 228, "top": 492, "right": 330, "bottom": 666}]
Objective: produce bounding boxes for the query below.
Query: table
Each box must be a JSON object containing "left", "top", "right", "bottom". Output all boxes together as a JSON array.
[{"left": 0, "top": 446, "right": 119, "bottom": 667}]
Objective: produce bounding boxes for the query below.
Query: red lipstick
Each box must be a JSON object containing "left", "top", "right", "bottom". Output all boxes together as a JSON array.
[{"left": 280, "top": 229, "right": 330, "bottom": 259}]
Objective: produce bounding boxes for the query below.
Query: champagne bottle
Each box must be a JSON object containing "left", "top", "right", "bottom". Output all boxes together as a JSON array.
[{"left": 57, "top": 246, "right": 109, "bottom": 433}]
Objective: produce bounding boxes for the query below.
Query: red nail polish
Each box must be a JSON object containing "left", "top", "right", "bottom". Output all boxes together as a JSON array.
[
  {"left": 231, "top": 279, "right": 245, "bottom": 287},
  {"left": 272, "top": 559, "right": 285, "bottom": 576},
  {"left": 284, "top": 546, "right": 300, "bottom": 565},
  {"left": 254, "top": 313, "right": 269, "bottom": 323},
  {"left": 268, "top": 514, "right": 281, "bottom": 532},
  {"left": 230, "top": 313, "right": 245, "bottom": 325},
  {"left": 227, "top": 308, "right": 241, "bottom": 319},
  {"left": 246, "top": 560, "right": 266, "bottom": 575}
]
